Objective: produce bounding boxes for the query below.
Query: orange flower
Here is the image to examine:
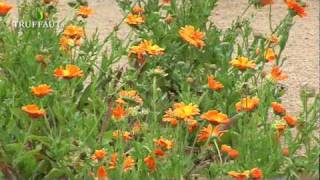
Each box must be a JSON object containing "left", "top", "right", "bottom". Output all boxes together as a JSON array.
[
  {"left": 172, "top": 102, "right": 200, "bottom": 120},
  {"left": 197, "top": 124, "right": 226, "bottom": 142},
  {"left": 63, "top": 25, "right": 85, "bottom": 40},
  {"left": 282, "top": 147, "right": 290, "bottom": 156},
  {"left": 129, "top": 40, "right": 164, "bottom": 63},
  {"left": 230, "top": 56, "right": 256, "bottom": 70},
  {"left": 186, "top": 119, "right": 199, "bottom": 133},
  {"left": 179, "top": 25, "right": 205, "bottom": 48},
  {"left": 162, "top": 0, "right": 171, "bottom": 5},
  {"left": 0, "top": 2, "right": 13, "bottom": 16},
  {"left": 162, "top": 109, "right": 178, "bottom": 126},
  {"left": 125, "top": 14, "right": 145, "bottom": 26},
  {"left": 123, "top": 155, "right": 135, "bottom": 172},
  {"left": 271, "top": 102, "right": 286, "bottom": 115},
  {"left": 35, "top": 54, "right": 46, "bottom": 63},
  {"left": 274, "top": 122, "right": 287, "bottom": 135},
  {"left": 221, "top": 144, "right": 232, "bottom": 153},
  {"left": 21, "top": 104, "right": 46, "bottom": 119},
  {"left": 154, "top": 137, "right": 174, "bottom": 150},
  {"left": 119, "top": 90, "right": 144, "bottom": 105},
  {"left": 59, "top": 36, "right": 76, "bottom": 51},
  {"left": 144, "top": 155, "right": 156, "bottom": 171},
  {"left": 228, "top": 149, "right": 239, "bottom": 159},
  {"left": 77, "top": 6, "right": 93, "bottom": 18},
  {"left": 261, "top": 0, "right": 273, "bottom": 6},
  {"left": 109, "top": 153, "right": 118, "bottom": 170},
  {"left": 250, "top": 168, "right": 263, "bottom": 180},
  {"left": 201, "top": 110, "right": 230, "bottom": 125},
  {"left": 287, "top": 0, "right": 306, "bottom": 17},
  {"left": 112, "top": 105, "right": 126, "bottom": 120},
  {"left": 113, "top": 130, "right": 133, "bottom": 142},
  {"left": 31, "top": 84, "right": 53, "bottom": 97},
  {"left": 97, "top": 166, "right": 107, "bottom": 180},
  {"left": 269, "top": 66, "right": 288, "bottom": 82},
  {"left": 92, "top": 149, "right": 106, "bottom": 161},
  {"left": 54, "top": 65, "right": 84, "bottom": 79},
  {"left": 208, "top": 75, "right": 224, "bottom": 91},
  {"left": 132, "top": 6, "right": 144, "bottom": 14},
  {"left": 283, "top": 114, "right": 297, "bottom": 127},
  {"left": 264, "top": 48, "right": 276, "bottom": 62},
  {"left": 236, "top": 97, "right": 260, "bottom": 112},
  {"left": 154, "top": 149, "right": 165, "bottom": 157},
  {"left": 228, "top": 171, "right": 250, "bottom": 180}
]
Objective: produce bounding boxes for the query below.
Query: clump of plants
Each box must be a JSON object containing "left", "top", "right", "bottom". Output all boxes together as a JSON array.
[{"left": 0, "top": 0, "right": 318, "bottom": 179}]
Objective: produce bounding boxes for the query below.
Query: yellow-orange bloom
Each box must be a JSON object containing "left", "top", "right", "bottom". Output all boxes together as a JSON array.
[
  {"left": 283, "top": 114, "right": 297, "bottom": 127},
  {"left": 179, "top": 25, "right": 205, "bottom": 48},
  {"left": 92, "top": 149, "right": 106, "bottom": 161},
  {"left": 271, "top": 102, "right": 286, "bottom": 115},
  {"left": 154, "top": 137, "right": 174, "bottom": 150},
  {"left": 274, "top": 122, "right": 287, "bottom": 135},
  {"left": 250, "top": 168, "right": 263, "bottom": 180},
  {"left": 112, "top": 105, "right": 127, "bottom": 120},
  {"left": 264, "top": 48, "right": 276, "bottom": 62},
  {"left": 77, "top": 6, "right": 93, "bottom": 18},
  {"left": 54, "top": 65, "right": 84, "bottom": 79},
  {"left": 63, "top": 25, "right": 85, "bottom": 40},
  {"left": 132, "top": 6, "right": 144, "bottom": 14},
  {"left": 162, "top": 109, "right": 178, "bottom": 126},
  {"left": 208, "top": 75, "right": 224, "bottom": 91},
  {"left": 125, "top": 14, "right": 145, "bottom": 26},
  {"left": 197, "top": 124, "right": 226, "bottom": 142},
  {"left": 287, "top": 0, "right": 306, "bottom": 17},
  {"left": 97, "top": 166, "right": 107, "bottom": 180},
  {"left": 172, "top": 102, "right": 200, "bottom": 120},
  {"left": 230, "top": 56, "right": 256, "bottom": 70},
  {"left": 144, "top": 155, "right": 156, "bottom": 171},
  {"left": 201, "top": 110, "right": 230, "bottom": 125},
  {"left": 109, "top": 153, "right": 118, "bottom": 170},
  {"left": 119, "top": 90, "right": 144, "bottom": 105},
  {"left": 129, "top": 40, "right": 164, "bottom": 63},
  {"left": 113, "top": 130, "right": 133, "bottom": 142},
  {"left": 228, "top": 149, "right": 239, "bottom": 159},
  {"left": 221, "top": 144, "right": 232, "bottom": 153},
  {"left": 235, "top": 97, "right": 260, "bottom": 112},
  {"left": 269, "top": 66, "right": 288, "bottom": 82},
  {"left": 186, "top": 119, "right": 199, "bottom": 133},
  {"left": 0, "top": 2, "right": 12, "bottom": 16},
  {"left": 228, "top": 171, "right": 250, "bottom": 180},
  {"left": 21, "top": 104, "right": 46, "bottom": 118},
  {"left": 31, "top": 84, "right": 53, "bottom": 97},
  {"left": 123, "top": 155, "right": 135, "bottom": 172}
]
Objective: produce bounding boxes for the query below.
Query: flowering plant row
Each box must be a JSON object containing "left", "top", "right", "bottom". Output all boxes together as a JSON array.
[{"left": 0, "top": 0, "right": 318, "bottom": 179}]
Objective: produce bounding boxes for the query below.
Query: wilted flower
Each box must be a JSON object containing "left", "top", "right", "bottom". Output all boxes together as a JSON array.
[
  {"left": 179, "top": 25, "right": 205, "bottom": 48},
  {"left": 21, "top": 104, "right": 46, "bottom": 118}
]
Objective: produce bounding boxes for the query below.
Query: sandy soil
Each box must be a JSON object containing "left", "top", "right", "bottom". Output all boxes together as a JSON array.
[{"left": 7, "top": 0, "right": 319, "bottom": 114}]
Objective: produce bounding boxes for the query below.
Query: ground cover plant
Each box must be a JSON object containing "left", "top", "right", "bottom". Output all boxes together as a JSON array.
[{"left": 0, "top": 0, "right": 319, "bottom": 179}]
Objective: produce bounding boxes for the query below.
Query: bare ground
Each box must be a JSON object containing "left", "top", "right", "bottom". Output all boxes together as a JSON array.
[{"left": 7, "top": 0, "right": 320, "bottom": 114}]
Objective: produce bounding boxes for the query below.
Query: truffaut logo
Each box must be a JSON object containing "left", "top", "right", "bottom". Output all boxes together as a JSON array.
[{"left": 12, "top": 21, "right": 59, "bottom": 29}]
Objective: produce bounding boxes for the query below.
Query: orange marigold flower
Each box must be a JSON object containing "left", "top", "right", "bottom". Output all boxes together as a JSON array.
[
  {"left": 113, "top": 130, "right": 133, "bottom": 142},
  {"left": 154, "top": 137, "right": 174, "bottom": 150},
  {"left": 186, "top": 119, "right": 199, "bottom": 133},
  {"left": 197, "top": 124, "right": 226, "bottom": 142},
  {"left": 119, "top": 90, "right": 144, "bottom": 105},
  {"left": 112, "top": 105, "right": 127, "bottom": 120},
  {"left": 54, "top": 64, "right": 84, "bottom": 79},
  {"left": 228, "top": 149, "right": 239, "bottom": 159},
  {"left": 129, "top": 40, "right": 164, "bottom": 63},
  {"left": 264, "top": 48, "right": 276, "bottom": 62},
  {"left": 31, "top": 84, "right": 53, "bottom": 97},
  {"left": 282, "top": 147, "right": 290, "bottom": 156},
  {"left": 201, "top": 110, "right": 230, "bottom": 125},
  {"left": 109, "top": 153, "right": 118, "bottom": 170},
  {"left": 250, "top": 168, "right": 263, "bottom": 180},
  {"left": 21, "top": 104, "right": 46, "bottom": 119},
  {"left": 269, "top": 66, "right": 288, "bottom": 82},
  {"left": 0, "top": 2, "right": 13, "bottom": 16},
  {"left": 221, "top": 144, "right": 232, "bottom": 153},
  {"left": 125, "top": 14, "right": 145, "bottom": 26},
  {"left": 154, "top": 149, "right": 166, "bottom": 157},
  {"left": 92, "top": 149, "right": 106, "bottom": 161},
  {"left": 271, "top": 102, "right": 286, "bottom": 115},
  {"left": 236, "top": 97, "right": 260, "bottom": 112},
  {"left": 59, "top": 36, "right": 76, "bottom": 51},
  {"left": 230, "top": 56, "right": 256, "bottom": 70},
  {"left": 274, "top": 122, "right": 287, "bottom": 135},
  {"left": 283, "top": 114, "right": 297, "bottom": 127},
  {"left": 261, "top": 0, "right": 273, "bottom": 6},
  {"left": 172, "top": 102, "right": 200, "bottom": 120},
  {"left": 123, "top": 155, "right": 135, "bottom": 172},
  {"left": 144, "top": 155, "right": 156, "bottom": 171},
  {"left": 287, "top": 0, "right": 306, "bottom": 17},
  {"left": 77, "top": 6, "right": 93, "bottom": 18},
  {"left": 162, "top": 109, "right": 178, "bottom": 126},
  {"left": 97, "top": 166, "right": 107, "bottom": 180},
  {"left": 179, "top": 25, "right": 205, "bottom": 48},
  {"left": 208, "top": 75, "right": 224, "bottom": 91},
  {"left": 228, "top": 171, "right": 250, "bottom": 180},
  {"left": 132, "top": 6, "right": 144, "bottom": 14},
  {"left": 63, "top": 25, "right": 85, "bottom": 40}
]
